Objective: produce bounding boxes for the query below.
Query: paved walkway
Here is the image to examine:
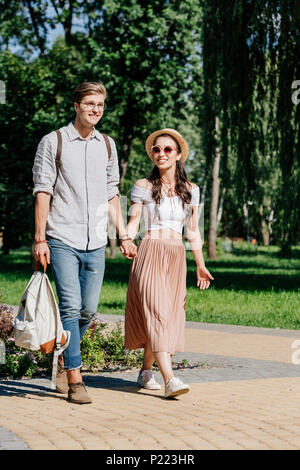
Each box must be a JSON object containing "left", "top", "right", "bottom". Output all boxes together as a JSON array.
[{"left": 1, "top": 316, "right": 300, "bottom": 450}]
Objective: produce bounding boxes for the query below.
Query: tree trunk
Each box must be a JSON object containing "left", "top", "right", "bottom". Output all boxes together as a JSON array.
[
  {"left": 107, "top": 238, "right": 116, "bottom": 258},
  {"left": 119, "top": 156, "right": 129, "bottom": 186},
  {"left": 25, "top": 0, "right": 46, "bottom": 55},
  {"left": 259, "top": 204, "right": 269, "bottom": 246},
  {"left": 2, "top": 227, "right": 10, "bottom": 255},
  {"left": 243, "top": 203, "right": 250, "bottom": 240},
  {"left": 107, "top": 213, "right": 117, "bottom": 259},
  {"left": 267, "top": 209, "right": 274, "bottom": 238},
  {"left": 198, "top": 179, "right": 207, "bottom": 242},
  {"left": 217, "top": 187, "right": 226, "bottom": 229},
  {"left": 208, "top": 117, "right": 221, "bottom": 259},
  {"left": 63, "top": 0, "right": 74, "bottom": 46}
]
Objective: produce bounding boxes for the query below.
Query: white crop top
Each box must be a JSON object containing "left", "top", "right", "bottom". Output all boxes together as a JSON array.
[{"left": 130, "top": 183, "right": 200, "bottom": 234}]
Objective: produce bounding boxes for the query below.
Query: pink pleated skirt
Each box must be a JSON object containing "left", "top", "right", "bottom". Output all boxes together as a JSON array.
[{"left": 124, "top": 238, "right": 187, "bottom": 355}]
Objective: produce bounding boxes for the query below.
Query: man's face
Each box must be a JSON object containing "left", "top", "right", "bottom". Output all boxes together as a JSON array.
[{"left": 74, "top": 93, "right": 105, "bottom": 127}]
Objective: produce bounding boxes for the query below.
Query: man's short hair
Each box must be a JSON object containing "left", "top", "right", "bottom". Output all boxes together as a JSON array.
[{"left": 73, "top": 82, "right": 107, "bottom": 103}]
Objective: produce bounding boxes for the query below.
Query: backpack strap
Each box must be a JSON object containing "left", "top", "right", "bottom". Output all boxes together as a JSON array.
[
  {"left": 102, "top": 133, "right": 112, "bottom": 159},
  {"left": 53, "top": 130, "right": 111, "bottom": 190},
  {"left": 54, "top": 130, "right": 62, "bottom": 188}
]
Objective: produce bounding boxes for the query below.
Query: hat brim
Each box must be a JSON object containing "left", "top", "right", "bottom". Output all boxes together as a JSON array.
[{"left": 145, "top": 128, "right": 189, "bottom": 163}]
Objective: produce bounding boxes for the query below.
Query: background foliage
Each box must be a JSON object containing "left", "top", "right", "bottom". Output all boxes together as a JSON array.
[{"left": 0, "top": 0, "right": 299, "bottom": 255}]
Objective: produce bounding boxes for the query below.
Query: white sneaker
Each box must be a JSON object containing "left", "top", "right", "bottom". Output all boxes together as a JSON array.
[
  {"left": 137, "top": 369, "right": 161, "bottom": 390},
  {"left": 165, "top": 377, "right": 190, "bottom": 398}
]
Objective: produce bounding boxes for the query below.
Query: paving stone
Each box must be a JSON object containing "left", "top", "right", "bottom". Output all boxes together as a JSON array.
[
  {"left": 2, "top": 317, "right": 300, "bottom": 450},
  {"left": 0, "top": 427, "right": 28, "bottom": 450}
]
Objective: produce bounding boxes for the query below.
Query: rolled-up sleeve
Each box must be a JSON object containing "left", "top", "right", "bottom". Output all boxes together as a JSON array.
[
  {"left": 32, "top": 133, "right": 56, "bottom": 196},
  {"left": 106, "top": 137, "right": 120, "bottom": 201}
]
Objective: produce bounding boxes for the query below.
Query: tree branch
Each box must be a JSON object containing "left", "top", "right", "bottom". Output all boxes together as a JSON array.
[{"left": 24, "top": 0, "right": 46, "bottom": 54}]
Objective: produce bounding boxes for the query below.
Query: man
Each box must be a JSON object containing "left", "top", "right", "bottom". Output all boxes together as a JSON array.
[{"left": 33, "top": 82, "right": 136, "bottom": 404}]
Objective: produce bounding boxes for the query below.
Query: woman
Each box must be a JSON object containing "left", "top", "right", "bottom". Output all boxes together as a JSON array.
[{"left": 124, "top": 128, "right": 213, "bottom": 398}]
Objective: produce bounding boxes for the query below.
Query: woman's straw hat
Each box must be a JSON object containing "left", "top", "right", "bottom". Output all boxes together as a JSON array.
[{"left": 145, "top": 128, "right": 189, "bottom": 163}]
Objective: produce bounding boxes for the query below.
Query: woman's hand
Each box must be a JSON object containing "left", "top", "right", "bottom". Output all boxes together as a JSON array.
[{"left": 196, "top": 265, "right": 214, "bottom": 290}]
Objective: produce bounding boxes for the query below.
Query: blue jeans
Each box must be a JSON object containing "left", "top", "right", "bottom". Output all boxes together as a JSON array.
[{"left": 47, "top": 237, "right": 105, "bottom": 369}]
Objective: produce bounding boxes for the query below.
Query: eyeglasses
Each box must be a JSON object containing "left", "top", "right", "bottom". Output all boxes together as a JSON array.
[
  {"left": 79, "top": 102, "right": 106, "bottom": 111},
  {"left": 151, "top": 145, "right": 178, "bottom": 155}
]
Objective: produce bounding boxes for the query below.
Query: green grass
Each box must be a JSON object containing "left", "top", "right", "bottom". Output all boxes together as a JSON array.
[{"left": 1, "top": 243, "right": 300, "bottom": 329}]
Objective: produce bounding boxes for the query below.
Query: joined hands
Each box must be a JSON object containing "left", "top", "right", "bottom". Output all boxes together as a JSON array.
[{"left": 120, "top": 239, "right": 137, "bottom": 259}]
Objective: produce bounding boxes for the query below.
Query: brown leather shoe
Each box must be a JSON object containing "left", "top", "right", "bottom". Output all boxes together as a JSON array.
[
  {"left": 67, "top": 382, "right": 92, "bottom": 404},
  {"left": 56, "top": 362, "right": 68, "bottom": 394}
]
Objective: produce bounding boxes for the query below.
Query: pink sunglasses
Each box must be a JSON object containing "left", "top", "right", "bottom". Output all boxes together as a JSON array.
[{"left": 151, "top": 145, "right": 178, "bottom": 155}]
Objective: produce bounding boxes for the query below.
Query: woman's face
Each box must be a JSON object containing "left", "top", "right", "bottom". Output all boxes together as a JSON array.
[{"left": 152, "top": 135, "right": 181, "bottom": 171}]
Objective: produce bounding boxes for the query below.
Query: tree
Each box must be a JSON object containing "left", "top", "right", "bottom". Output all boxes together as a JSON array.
[
  {"left": 0, "top": 0, "right": 203, "bottom": 252},
  {"left": 275, "top": 1, "right": 300, "bottom": 255},
  {"left": 197, "top": 0, "right": 300, "bottom": 256},
  {"left": 85, "top": 0, "right": 202, "bottom": 183},
  {"left": 0, "top": 45, "right": 83, "bottom": 253},
  {"left": 208, "top": 117, "right": 221, "bottom": 259}
]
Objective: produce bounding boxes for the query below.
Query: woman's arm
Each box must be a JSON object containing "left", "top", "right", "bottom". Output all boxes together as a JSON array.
[
  {"left": 126, "top": 201, "right": 143, "bottom": 241},
  {"left": 125, "top": 178, "right": 149, "bottom": 241}
]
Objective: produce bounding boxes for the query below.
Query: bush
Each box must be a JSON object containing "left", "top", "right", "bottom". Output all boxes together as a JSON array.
[
  {"left": 81, "top": 318, "right": 144, "bottom": 371},
  {"left": 0, "top": 302, "right": 40, "bottom": 378},
  {"left": 0, "top": 299, "right": 143, "bottom": 378},
  {"left": 0, "top": 302, "right": 15, "bottom": 341}
]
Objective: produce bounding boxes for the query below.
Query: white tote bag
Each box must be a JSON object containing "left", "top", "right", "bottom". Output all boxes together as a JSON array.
[{"left": 13, "top": 259, "right": 70, "bottom": 389}]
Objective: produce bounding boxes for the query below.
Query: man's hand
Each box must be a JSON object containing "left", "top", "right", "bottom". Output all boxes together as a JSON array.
[
  {"left": 120, "top": 239, "right": 137, "bottom": 259},
  {"left": 34, "top": 241, "right": 50, "bottom": 265}
]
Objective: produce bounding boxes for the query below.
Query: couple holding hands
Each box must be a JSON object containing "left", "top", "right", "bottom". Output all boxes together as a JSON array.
[{"left": 33, "top": 81, "right": 213, "bottom": 405}]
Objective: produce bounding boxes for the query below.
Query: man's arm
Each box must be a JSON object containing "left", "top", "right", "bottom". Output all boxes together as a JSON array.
[
  {"left": 34, "top": 192, "right": 51, "bottom": 264},
  {"left": 108, "top": 194, "right": 137, "bottom": 258},
  {"left": 32, "top": 132, "right": 57, "bottom": 265},
  {"left": 105, "top": 137, "right": 136, "bottom": 258}
]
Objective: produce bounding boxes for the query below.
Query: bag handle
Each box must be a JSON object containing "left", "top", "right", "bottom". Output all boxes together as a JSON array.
[{"left": 34, "top": 255, "right": 47, "bottom": 273}]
